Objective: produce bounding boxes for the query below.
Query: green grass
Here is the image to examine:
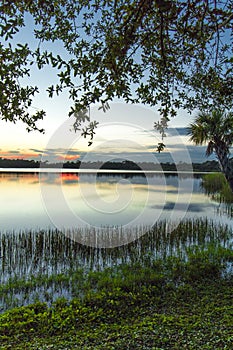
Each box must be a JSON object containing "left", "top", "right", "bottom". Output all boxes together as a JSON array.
[{"left": 0, "top": 247, "right": 233, "bottom": 349}]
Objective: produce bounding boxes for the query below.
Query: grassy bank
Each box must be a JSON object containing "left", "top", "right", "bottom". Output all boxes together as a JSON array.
[{"left": 0, "top": 246, "right": 233, "bottom": 349}]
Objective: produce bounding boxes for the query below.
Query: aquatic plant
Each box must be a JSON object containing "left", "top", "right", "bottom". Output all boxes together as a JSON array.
[{"left": 0, "top": 218, "right": 232, "bottom": 312}]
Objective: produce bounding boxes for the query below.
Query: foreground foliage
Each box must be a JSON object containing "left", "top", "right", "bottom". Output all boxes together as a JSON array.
[
  {"left": 1, "top": 1, "right": 233, "bottom": 136},
  {"left": 0, "top": 244, "right": 233, "bottom": 349}
]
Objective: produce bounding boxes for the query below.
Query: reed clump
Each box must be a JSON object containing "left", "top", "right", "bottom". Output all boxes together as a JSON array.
[{"left": 0, "top": 218, "right": 232, "bottom": 312}]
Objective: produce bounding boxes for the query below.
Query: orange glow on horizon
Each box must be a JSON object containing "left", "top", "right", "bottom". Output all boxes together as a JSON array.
[
  {"left": 0, "top": 150, "right": 80, "bottom": 162},
  {"left": 57, "top": 155, "right": 80, "bottom": 161},
  {"left": 0, "top": 152, "right": 40, "bottom": 160}
]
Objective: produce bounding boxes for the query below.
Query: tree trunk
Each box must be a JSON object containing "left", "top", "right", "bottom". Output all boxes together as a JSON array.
[
  {"left": 215, "top": 144, "right": 233, "bottom": 193},
  {"left": 228, "top": 176, "right": 233, "bottom": 193}
]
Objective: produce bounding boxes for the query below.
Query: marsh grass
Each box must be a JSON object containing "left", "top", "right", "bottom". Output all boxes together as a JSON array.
[
  {"left": 202, "top": 173, "right": 233, "bottom": 205},
  {"left": 0, "top": 218, "right": 232, "bottom": 312}
]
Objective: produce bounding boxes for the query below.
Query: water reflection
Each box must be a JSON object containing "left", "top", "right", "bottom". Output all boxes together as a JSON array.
[
  {"left": 0, "top": 171, "right": 232, "bottom": 233},
  {"left": 153, "top": 202, "right": 205, "bottom": 212}
]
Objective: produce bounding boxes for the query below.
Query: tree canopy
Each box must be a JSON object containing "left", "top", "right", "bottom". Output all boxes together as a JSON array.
[{"left": 1, "top": 0, "right": 233, "bottom": 138}]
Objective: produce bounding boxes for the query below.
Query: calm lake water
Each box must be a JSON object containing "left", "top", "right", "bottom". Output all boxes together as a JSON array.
[
  {"left": 0, "top": 169, "right": 232, "bottom": 311},
  {"left": 0, "top": 169, "right": 232, "bottom": 233}
]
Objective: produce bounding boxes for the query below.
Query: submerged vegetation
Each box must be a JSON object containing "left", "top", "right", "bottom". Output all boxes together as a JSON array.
[
  {"left": 0, "top": 218, "right": 232, "bottom": 348},
  {"left": 0, "top": 219, "right": 232, "bottom": 312}
]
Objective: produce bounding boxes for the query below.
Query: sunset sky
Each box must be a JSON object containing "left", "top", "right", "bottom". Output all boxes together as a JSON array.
[{"left": 0, "top": 100, "right": 214, "bottom": 164}]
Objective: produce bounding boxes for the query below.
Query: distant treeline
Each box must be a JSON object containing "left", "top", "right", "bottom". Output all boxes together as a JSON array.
[{"left": 0, "top": 157, "right": 224, "bottom": 172}]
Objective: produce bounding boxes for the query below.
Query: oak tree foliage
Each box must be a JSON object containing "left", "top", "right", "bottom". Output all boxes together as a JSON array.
[{"left": 1, "top": 0, "right": 233, "bottom": 139}]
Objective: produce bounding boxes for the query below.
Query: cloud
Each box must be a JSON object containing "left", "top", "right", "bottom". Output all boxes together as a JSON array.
[
  {"left": 66, "top": 150, "right": 81, "bottom": 155},
  {"left": 31, "top": 148, "right": 80, "bottom": 154},
  {"left": 146, "top": 143, "right": 218, "bottom": 163},
  {"left": 138, "top": 127, "right": 189, "bottom": 137},
  {"left": 30, "top": 148, "right": 44, "bottom": 153},
  {"left": 166, "top": 127, "right": 188, "bottom": 136},
  {"left": 57, "top": 154, "right": 80, "bottom": 161},
  {"left": 8, "top": 150, "right": 21, "bottom": 154},
  {"left": 29, "top": 148, "right": 81, "bottom": 162},
  {"left": 0, "top": 149, "right": 40, "bottom": 160}
]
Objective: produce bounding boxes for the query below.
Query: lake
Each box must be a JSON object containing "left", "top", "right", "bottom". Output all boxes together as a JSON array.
[
  {"left": 0, "top": 169, "right": 232, "bottom": 311},
  {"left": 0, "top": 170, "right": 232, "bottom": 238}
]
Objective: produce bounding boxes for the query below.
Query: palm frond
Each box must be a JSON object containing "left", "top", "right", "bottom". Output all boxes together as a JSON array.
[
  {"left": 188, "top": 110, "right": 232, "bottom": 168},
  {"left": 187, "top": 123, "right": 208, "bottom": 145}
]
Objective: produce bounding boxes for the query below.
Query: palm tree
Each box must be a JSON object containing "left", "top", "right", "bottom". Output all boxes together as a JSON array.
[{"left": 188, "top": 110, "right": 233, "bottom": 193}]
